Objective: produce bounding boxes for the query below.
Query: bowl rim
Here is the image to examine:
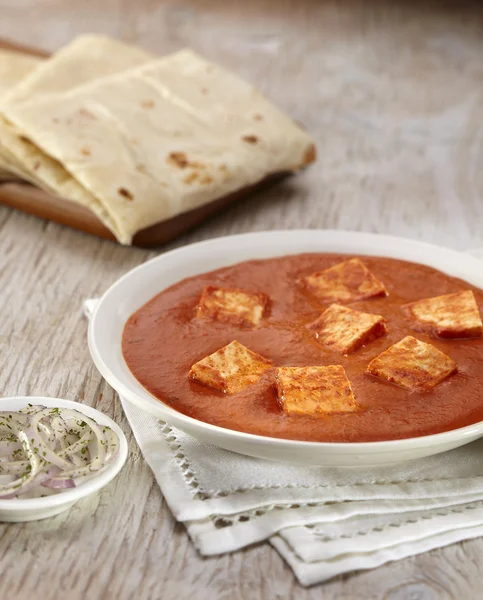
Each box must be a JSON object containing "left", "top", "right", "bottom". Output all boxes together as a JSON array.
[
  {"left": 88, "top": 229, "right": 483, "bottom": 455},
  {"left": 0, "top": 396, "right": 128, "bottom": 510}
]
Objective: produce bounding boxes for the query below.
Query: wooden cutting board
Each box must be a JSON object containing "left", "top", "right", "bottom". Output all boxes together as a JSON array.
[{"left": 0, "top": 38, "right": 289, "bottom": 247}]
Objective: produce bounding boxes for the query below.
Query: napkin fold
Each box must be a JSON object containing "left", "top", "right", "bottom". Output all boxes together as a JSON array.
[
  {"left": 84, "top": 248, "right": 483, "bottom": 587},
  {"left": 119, "top": 397, "right": 483, "bottom": 586}
]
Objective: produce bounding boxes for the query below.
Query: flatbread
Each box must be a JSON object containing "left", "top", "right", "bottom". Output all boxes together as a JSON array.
[
  {"left": 0, "top": 49, "right": 42, "bottom": 179},
  {"left": 0, "top": 35, "right": 153, "bottom": 187},
  {"left": 0, "top": 49, "right": 41, "bottom": 99},
  {"left": 2, "top": 49, "right": 315, "bottom": 244},
  {"left": 1, "top": 34, "right": 152, "bottom": 106}
]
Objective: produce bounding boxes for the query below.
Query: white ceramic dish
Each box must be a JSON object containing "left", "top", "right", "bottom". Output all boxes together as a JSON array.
[
  {"left": 0, "top": 397, "right": 128, "bottom": 521},
  {"left": 88, "top": 230, "right": 483, "bottom": 467}
]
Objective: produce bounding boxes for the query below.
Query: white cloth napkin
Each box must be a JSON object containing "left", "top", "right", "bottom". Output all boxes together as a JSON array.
[
  {"left": 119, "top": 399, "right": 483, "bottom": 586},
  {"left": 84, "top": 247, "right": 483, "bottom": 587}
]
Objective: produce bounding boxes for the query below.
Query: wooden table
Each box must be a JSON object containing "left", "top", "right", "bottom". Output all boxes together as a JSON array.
[{"left": 2, "top": 1, "right": 483, "bottom": 598}]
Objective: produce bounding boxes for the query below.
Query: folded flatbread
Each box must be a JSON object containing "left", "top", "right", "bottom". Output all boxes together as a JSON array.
[
  {"left": 0, "top": 49, "right": 41, "bottom": 98},
  {"left": 1, "top": 34, "right": 152, "bottom": 106},
  {"left": 0, "top": 35, "right": 153, "bottom": 183},
  {"left": 0, "top": 48, "right": 42, "bottom": 179},
  {"left": 1, "top": 49, "right": 315, "bottom": 244}
]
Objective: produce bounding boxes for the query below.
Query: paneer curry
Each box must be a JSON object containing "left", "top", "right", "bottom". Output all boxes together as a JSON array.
[{"left": 122, "top": 254, "right": 483, "bottom": 442}]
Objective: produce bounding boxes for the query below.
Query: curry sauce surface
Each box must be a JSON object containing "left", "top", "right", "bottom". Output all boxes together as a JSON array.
[{"left": 122, "top": 254, "right": 483, "bottom": 442}]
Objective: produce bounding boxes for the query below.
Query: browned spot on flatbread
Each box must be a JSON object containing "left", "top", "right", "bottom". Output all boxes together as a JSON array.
[
  {"left": 19, "top": 135, "right": 30, "bottom": 144},
  {"left": 79, "top": 108, "right": 97, "bottom": 119},
  {"left": 168, "top": 152, "right": 189, "bottom": 168},
  {"left": 242, "top": 135, "right": 259, "bottom": 144},
  {"left": 168, "top": 152, "right": 206, "bottom": 170},
  {"left": 33, "top": 161, "right": 40, "bottom": 171},
  {"left": 80, "top": 147, "right": 91, "bottom": 157},
  {"left": 200, "top": 174, "right": 214, "bottom": 185},
  {"left": 118, "top": 187, "right": 134, "bottom": 201},
  {"left": 303, "top": 144, "right": 317, "bottom": 165},
  {"left": 141, "top": 100, "right": 155, "bottom": 109},
  {"left": 52, "top": 117, "right": 60, "bottom": 123},
  {"left": 201, "top": 88, "right": 208, "bottom": 94},
  {"left": 253, "top": 114, "right": 263, "bottom": 121},
  {"left": 218, "top": 164, "right": 232, "bottom": 181},
  {"left": 189, "top": 160, "right": 206, "bottom": 169},
  {"left": 184, "top": 172, "right": 199, "bottom": 184}
]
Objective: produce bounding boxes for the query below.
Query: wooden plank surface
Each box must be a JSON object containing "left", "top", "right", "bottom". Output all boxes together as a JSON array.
[{"left": 1, "top": 1, "right": 483, "bottom": 598}]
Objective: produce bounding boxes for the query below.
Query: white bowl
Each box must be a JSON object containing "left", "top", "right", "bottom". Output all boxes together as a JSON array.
[
  {"left": 88, "top": 230, "right": 483, "bottom": 467},
  {"left": 0, "top": 397, "right": 128, "bottom": 521}
]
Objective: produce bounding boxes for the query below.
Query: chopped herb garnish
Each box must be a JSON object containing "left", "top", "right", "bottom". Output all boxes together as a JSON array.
[{"left": 0, "top": 406, "right": 119, "bottom": 499}]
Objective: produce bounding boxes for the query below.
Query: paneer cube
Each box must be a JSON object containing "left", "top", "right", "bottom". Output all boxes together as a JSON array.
[
  {"left": 308, "top": 303, "right": 387, "bottom": 354},
  {"left": 189, "top": 340, "right": 272, "bottom": 394},
  {"left": 403, "top": 290, "right": 483, "bottom": 339},
  {"left": 196, "top": 286, "right": 268, "bottom": 326},
  {"left": 275, "top": 365, "right": 358, "bottom": 416},
  {"left": 366, "top": 336, "right": 457, "bottom": 391},
  {"left": 300, "top": 258, "right": 387, "bottom": 304}
]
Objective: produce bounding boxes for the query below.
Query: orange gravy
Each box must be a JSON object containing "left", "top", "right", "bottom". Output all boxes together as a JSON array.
[{"left": 122, "top": 254, "right": 483, "bottom": 442}]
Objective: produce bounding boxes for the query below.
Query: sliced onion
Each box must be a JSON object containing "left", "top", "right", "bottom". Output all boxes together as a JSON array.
[
  {"left": 42, "top": 477, "right": 75, "bottom": 489},
  {"left": 0, "top": 406, "right": 119, "bottom": 499}
]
